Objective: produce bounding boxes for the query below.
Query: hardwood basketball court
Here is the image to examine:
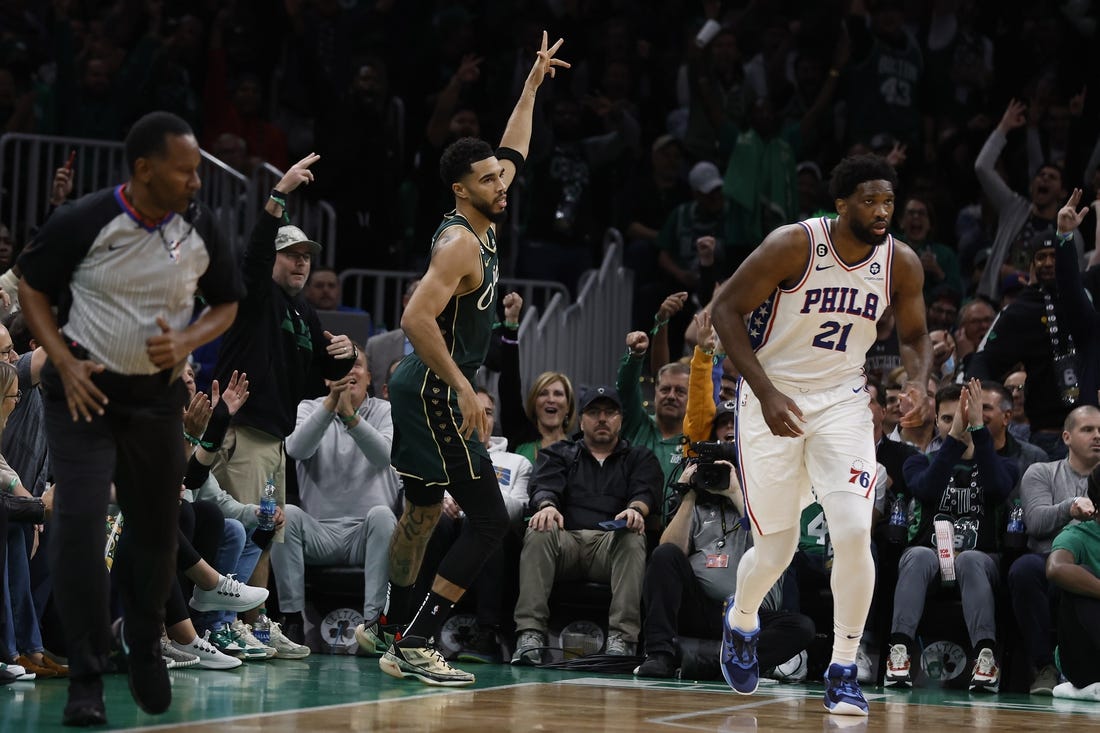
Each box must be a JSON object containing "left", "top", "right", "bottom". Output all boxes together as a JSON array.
[{"left": 2, "top": 655, "right": 1096, "bottom": 731}]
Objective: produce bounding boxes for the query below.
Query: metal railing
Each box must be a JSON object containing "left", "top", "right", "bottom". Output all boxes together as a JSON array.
[
  {"left": 516, "top": 228, "right": 633, "bottom": 394},
  {"left": 338, "top": 268, "right": 571, "bottom": 334},
  {"left": 0, "top": 133, "right": 249, "bottom": 247}
]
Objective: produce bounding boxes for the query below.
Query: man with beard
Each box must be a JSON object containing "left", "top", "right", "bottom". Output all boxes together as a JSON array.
[
  {"left": 973, "top": 99, "right": 1083, "bottom": 299},
  {"left": 511, "top": 386, "right": 661, "bottom": 664},
  {"left": 380, "top": 33, "right": 568, "bottom": 688},
  {"left": 968, "top": 231, "right": 1081, "bottom": 459},
  {"left": 710, "top": 154, "right": 931, "bottom": 716}
]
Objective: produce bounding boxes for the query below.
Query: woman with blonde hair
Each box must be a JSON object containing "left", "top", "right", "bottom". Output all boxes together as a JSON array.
[{"left": 501, "top": 367, "right": 578, "bottom": 464}]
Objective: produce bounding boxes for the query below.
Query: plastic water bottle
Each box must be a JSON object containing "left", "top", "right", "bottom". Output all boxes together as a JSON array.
[
  {"left": 1005, "top": 499, "right": 1026, "bottom": 549},
  {"left": 887, "top": 495, "right": 907, "bottom": 544},
  {"left": 258, "top": 476, "right": 277, "bottom": 532},
  {"left": 252, "top": 608, "right": 272, "bottom": 645}
]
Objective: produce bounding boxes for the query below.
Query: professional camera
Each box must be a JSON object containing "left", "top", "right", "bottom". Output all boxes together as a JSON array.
[{"left": 687, "top": 440, "right": 738, "bottom": 492}]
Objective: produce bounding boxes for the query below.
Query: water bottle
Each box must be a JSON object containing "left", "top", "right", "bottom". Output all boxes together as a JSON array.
[
  {"left": 252, "top": 608, "right": 272, "bottom": 645},
  {"left": 1005, "top": 499, "right": 1026, "bottom": 550},
  {"left": 258, "top": 476, "right": 277, "bottom": 532},
  {"left": 887, "top": 495, "right": 907, "bottom": 544}
]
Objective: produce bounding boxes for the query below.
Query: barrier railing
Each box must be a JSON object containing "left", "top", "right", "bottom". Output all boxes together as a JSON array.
[
  {"left": 0, "top": 133, "right": 249, "bottom": 248},
  {"left": 338, "top": 268, "right": 571, "bottom": 334}
]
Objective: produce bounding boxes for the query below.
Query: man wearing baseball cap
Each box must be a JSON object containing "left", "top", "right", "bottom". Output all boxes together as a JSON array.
[
  {"left": 512, "top": 384, "right": 662, "bottom": 664},
  {"left": 209, "top": 155, "right": 358, "bottom": 614}
]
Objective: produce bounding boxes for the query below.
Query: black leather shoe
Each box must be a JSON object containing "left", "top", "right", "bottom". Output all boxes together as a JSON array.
[
  {"left": 62, "top": 676, "right": 108, "bottom": 727},
  {"left": 120, "top": 620, "right": 171, "bottom": 715},
  {"left": 633, "top": 652, "right": 678, "bottom": 679}
]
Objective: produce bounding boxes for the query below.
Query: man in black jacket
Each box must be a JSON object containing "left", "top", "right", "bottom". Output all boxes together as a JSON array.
[
  {"left": 968, "top": 231, "right": 1081, "bottom": 459},
  {"left": 511, "top": 385, "right": 662, "bottom": 664},
  {"left": 210, "top": 153, "right": 356, "bottom": 599}
]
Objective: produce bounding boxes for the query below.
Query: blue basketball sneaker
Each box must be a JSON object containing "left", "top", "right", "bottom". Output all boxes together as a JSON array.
[
  {"left": 823, "top": 662, "right": 869, "bottom": 716},
  {"left": 721, "top": 619, "right": 760, "bottom": 694}
]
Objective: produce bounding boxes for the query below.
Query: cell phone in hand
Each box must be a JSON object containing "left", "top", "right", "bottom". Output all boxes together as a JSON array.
[
  {"left": 65, "top": 150, "right": 76, "bottom": 171},
  {"left": 598, "top": 518, "right": 629, "bottom": 531}
]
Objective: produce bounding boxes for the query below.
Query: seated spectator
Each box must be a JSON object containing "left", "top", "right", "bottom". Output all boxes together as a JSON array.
[
  {"left": 363, "top": 279, "right": 419, "bottom": 391},
  {"left": 886, "top": 380, "right": 1018, "bottom": 693},
  {"left": 0, "top": 490, "right": 49, "bottom": 683},
  {"left": 414, "top": 389, "right": 532, "bottom": 663},
  {"left": 275, "top": 349, "right": 400, "bottom": 655},
  {"left": 926, "top": 286, "right": 962, "bottom": 333},
  {"left": 511, "top": 386, "right": 661, "bottom": 664},
  {"left": 1045, "top": 466, "right": 1100, "bottom": 700},
  {"left": 304, "top": 267, "right": 367, "bottom": 314},
  {"left": 1011, "top": 405, "right": 1100, "bottom": 695}
]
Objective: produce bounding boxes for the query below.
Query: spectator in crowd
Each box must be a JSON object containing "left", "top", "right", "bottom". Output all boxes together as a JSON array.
[
  {"left": 617, "top": 329, "right": 689, "bottom": 495},
  {"left": 0, "top": 470, "right": 49, "bottom": 685},
  {"left": 413, "top": 388, "right": 531, "bottom": 664},
  {"left": 887, "top": 380, "right": 1018, "bottom": 693},
  {"left": 635, "top": 457, "right": 815, "bottom": 679},
  {"left": 968, "top": 232, "right": 1080, "bottom": 459},
  {"left": 724, "top": 97, "right": 798, "bottom": 247},
  {"left": 275, "top": 348, "right": 400, "bottom": 655},
  {"left": 304, "top": 267, "right": 367, "bottom": 315},
  {"left": 1011, "top": 405, "right": 1100, "bottom": 695},
  {"left": 682, "top": 24, "right": 758, "bottom": 164},
  {"left": 973, "top": 99, "right": 1082, "bottom": 299},
  {"left": 1045, "top": 465, "right": 1100, "bottom": 700},
  {"left": 953, "top": 298, "right": 995, "bottom": 369},
  {"left": 512, "top": 386, "right": 661, "bottom": 664},
  {"left": 500, "top": 366, "right": 576, "bottom": 466},
  {"left": 656, "top": 162, "right": 747, "bottom": 299},
  {"left": 899, "top": 194, "right": 965, "bottom": 303},
  {"left": 363, "top": 278, "right": 419, "bottom": 391},
  {"left": 925, "top": 286, "right": 962, "bottom": 333},
  {"left": 210, "top": 155, "right": 356, "bottom": 612},
  {"left": 929, "top": 329, "right": 958, "bottom": 382}
]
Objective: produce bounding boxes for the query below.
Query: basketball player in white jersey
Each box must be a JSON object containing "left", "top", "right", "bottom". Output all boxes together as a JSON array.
[{"left": 710, "top": 154, "right": 931, "bottom": 716}]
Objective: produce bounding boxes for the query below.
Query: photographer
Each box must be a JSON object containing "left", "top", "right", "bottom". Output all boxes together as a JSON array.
[{"left": 634, "top": 446, "right": 814, "bottom": 679}]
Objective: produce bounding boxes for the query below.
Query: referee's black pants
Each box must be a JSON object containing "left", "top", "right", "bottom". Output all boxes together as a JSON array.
[{"left": 42, "top": 363, "right": 186, "bottom": 681}]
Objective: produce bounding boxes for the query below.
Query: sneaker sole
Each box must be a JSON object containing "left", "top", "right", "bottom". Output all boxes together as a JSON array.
[
  {"left": 824, "top": 699, "right": 869, "bottom": 716},
  {"left": 969, "top": 681, "right": 1000, "bottom": 693},
  {"left": 273, "top": 648, "right": 311, "bottom": 660},
  {"left": 195, "top": 655, "right": 243, "bottom": 670},
  {"left": 189, "top": 594, "right": 269, "bottom": 613},
  {"left": 884, "top": 675, "right": 912, "bottom": 688},
  {"left": 379, "top": 653, "right": 475, "bottom": 687}
]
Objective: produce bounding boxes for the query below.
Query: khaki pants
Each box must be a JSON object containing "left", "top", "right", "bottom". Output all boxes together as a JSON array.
[
  {"left": 513, "top": 528, "right": 646, "bottom": 641},
  {"left": 211, "top": 425, "right": 286, "bottom": 543}
]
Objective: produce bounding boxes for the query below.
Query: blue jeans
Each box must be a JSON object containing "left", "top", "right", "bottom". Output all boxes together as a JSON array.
[
  {"left": 4, "top": 523, "right": 43, "bottom": 656},
  {"left": 191, "top": 519, "right": 262, "bottom": 634}
]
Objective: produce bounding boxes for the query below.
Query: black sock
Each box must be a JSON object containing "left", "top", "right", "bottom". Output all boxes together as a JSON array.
[
  {"left": 399, "top": 591, "right": 454, "bottom": 645},
  {"left": 387, "top": 583, "right": 415, "bottom": 628}
]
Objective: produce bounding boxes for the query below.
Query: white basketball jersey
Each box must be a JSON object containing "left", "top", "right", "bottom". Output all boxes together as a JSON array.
[{"left": 748, "top": 216, "right": 893, "bottom": 390}]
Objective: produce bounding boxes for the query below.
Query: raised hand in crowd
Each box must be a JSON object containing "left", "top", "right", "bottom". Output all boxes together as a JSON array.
[{"left": 503, "top": 291, "right": 523, "bottom": 325}]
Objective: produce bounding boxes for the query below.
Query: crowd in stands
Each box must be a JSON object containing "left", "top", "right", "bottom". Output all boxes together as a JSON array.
[{"left": 3, "top": 0, "right": 1100, "bottom": 706}]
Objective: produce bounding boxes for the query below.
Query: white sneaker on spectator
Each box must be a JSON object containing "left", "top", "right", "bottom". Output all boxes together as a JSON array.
[
  {"left": 189, "top": 574, "right": 269, "bottom": 613},
  {"left": 855, "top": 645, "right": 874, "bottom": 684},
  {"left": 0, "top": 663, "right": 33, "bottom": 681},
  {"left": 231, "top": 619, "right": 277, "bottom": 660},
  {"left": 172, "top": 632, "right": 244, "bottom": 670},
  {"left": 160, "top": 635, "right": 200, "bottom": 669},
  {"left": 268, "top": 621, "right": 311, "bottom": 659}
]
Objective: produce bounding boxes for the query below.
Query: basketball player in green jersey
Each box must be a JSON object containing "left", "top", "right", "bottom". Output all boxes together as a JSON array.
[{"left": 377, "top": 32, "right": 569, "bottom": 687}]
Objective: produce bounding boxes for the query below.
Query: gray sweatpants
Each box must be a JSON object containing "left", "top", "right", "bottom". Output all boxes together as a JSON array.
[
  {"left": 891, "top": 546, "right": 999, "bottom": 647},
  {"left": 270, "top": 504, "right": 397, "bottom": 622}
]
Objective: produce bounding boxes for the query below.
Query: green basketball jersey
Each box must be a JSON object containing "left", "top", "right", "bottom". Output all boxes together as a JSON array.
[{"left": 429, "top": 212, "right": 498, "bottom": 379}]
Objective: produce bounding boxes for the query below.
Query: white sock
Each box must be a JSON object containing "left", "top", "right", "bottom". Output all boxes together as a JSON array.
[{"left": 728, "top": 602, "right": 759, "bottom": 634}]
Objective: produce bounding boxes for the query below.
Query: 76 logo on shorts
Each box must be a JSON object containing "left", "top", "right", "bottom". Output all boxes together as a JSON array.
[{"left": 849, "top": 464, "right": 866, "bottom": 488}]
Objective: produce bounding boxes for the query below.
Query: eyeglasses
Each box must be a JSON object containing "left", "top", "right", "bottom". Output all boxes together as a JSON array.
[
  {"left": 1007, "top": 384, "right": 1025, "bottom": 393},
  {"left": 0, "top": 346, "right": 14, "bottom": 358},
  {"left": 5, "top": 390, "right": 21, "bottom": 402}
]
